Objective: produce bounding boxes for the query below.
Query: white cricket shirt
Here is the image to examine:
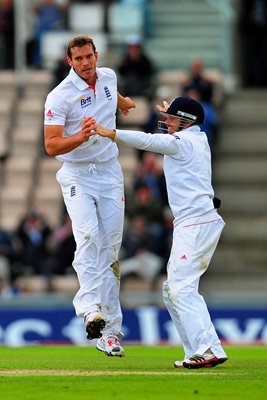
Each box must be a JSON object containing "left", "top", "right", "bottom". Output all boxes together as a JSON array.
[
  {"left": 44, "top": 67, "right": 119, "bottom": 163},
  {"left": 115, "top": 126, "right": 215, "bottom": 223}
]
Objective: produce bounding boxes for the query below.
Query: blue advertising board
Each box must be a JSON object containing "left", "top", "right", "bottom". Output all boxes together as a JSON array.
[{"left": 0, "top": 306, "right": 267, "bottom": 346}]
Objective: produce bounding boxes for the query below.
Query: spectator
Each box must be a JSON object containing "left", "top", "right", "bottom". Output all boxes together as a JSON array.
[
  {"left": 239, "top": 0, "right": 267, "bottom": 87},
  {"left": 0, "top": 0, "right": 15, "bottom": 69},
  {"left": 184, "top": 87, "right": 218, "bottom": 153},
  {"left": 0, "top": 223, "right": 15, "bottom": 264},
  {"left": 126, "top": 183, "right": 164, "bottom": 227},
  {"left": 49, "top": 213, "right": 76, "bottom": 275},
  {"left": 51, "top": 48, "right": 70, "bottom": 88},
  {"left": 142, "top": 106, "right": 159, "bottom": 136},
  {"left": 117, "top": 34, "right": 155, "bottom": 99},
  {"left": 120, "top": 214, "right": 164, "bottom": 285},
  {"left": 142, "top": 85, "right": 177, "bottom": 144},
  {"left": 181, "top": 58, "right": 214, "bottom": 105},
  {"left": 0, "top": 224, "right": 15, "bottom": 294},
  {"left": 13, "top": 209, "right": 52, "bottom": 276},
  {"left": 0, "top": 256, "right": 12, "bottom": 298},
  {"left": 133, "top": 152, "right": 168, "bottom": 205},
  {"left": 32, "top": 0, "right": 68, "bottom": 68},
  {"left": 159, "top": 206, "right": 174, "bottom": 275},
  {"left": 126, "top": 183, "right": 166, "bottom": 257}
]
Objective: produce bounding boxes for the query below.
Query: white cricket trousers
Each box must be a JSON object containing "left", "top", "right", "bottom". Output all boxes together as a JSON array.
[
  {"left": 163, "top": 209, "right": 227, "bottom": 359},
  {"left": 56, "top": 157, "right": 124, "bottom": 336}
]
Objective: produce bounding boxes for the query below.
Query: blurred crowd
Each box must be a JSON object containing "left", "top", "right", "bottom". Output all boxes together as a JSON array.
[
  {"left": 0, "top": 0, "right": 69, "bottom": 69},
  {"left": 1, "top": 0, "right": 267, "bottom": 86},
  {"left": 2, "top": 0, "right": 265, "bottom": 297},
  {"left": 0, "top": 0, "right": 225, "bottom": 297},
  {"left": 0, "top": 170, "right": 171, "bottom": 297},
  {"left": 0, "top": 208, "right": 74, "bottom": 296}
]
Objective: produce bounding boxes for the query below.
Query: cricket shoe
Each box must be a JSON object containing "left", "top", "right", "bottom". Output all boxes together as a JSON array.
[
  {"left": 96, "top": 334, "right": 124, "bottom": 357},
  {"left": 174, "top": 360, "right": 184, "bottom": 369},
  {"left": 84, "top": 311, "right": 106, "bottom": 340},
  {"left": 183, "top": 353, "right": 228, "bottom": 369}
]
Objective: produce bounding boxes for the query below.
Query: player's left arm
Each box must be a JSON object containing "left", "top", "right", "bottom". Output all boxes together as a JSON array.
[{"left": 117, "top": 93, "right": 136, "bottom": 115}]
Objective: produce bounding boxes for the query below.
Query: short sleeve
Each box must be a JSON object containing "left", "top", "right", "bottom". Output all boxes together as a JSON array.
[{"left": 44, "top": 92, "right": 70, "bottom": 126}]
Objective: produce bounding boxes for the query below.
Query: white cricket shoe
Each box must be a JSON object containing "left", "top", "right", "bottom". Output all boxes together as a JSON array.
[
  {"left": 96, "top": 334, "right": 124, "bottom": 357},
  {"left": 84, "top": 311, "right": 106, "bottom": 340}
]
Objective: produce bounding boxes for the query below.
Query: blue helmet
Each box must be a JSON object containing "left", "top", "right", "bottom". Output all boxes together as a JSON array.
[{"left": 159, "top": 96, "right": 205, "bottom": 131}]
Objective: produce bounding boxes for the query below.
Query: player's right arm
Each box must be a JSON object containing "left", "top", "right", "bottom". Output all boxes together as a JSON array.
[
  {"left": 44, "top": 90, "right": 96, "bottom": 157},
  {"left": 93, "top": 124, "right": 180, "bottom": 156},
  {"left": 44, "top": 117, "right": 96, "bottom": 157}
]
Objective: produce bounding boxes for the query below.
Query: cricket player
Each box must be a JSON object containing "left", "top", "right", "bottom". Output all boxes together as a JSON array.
[
  {"left": 44, "top": 35, "right": 135, "bottom": 357},
  {"left": 85, "top": 96, "right": 228, "bottom": 369}
]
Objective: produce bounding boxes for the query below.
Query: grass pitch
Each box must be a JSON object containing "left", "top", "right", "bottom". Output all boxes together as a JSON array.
[{"left": 0, "top": 345, "right": 266, "bottom": 400}]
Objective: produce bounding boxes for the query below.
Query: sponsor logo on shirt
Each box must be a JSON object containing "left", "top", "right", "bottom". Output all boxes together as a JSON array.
[
  {"left": 80, "top": 96, "right": 92, "bottom": 108},
  {"left": 104, "top": 86, "right": 112, "bottom": 101},
  {"left": 46, "top": 109, "right": 54, "bottom": 119}
]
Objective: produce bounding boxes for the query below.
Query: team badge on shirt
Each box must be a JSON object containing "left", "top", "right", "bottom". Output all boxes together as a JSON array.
[
  {"left": 104, "top": 86, "right": 112, "bottom": 101},
  {"left": 70, "top": 186, "right": 76, "bottom": 197}
]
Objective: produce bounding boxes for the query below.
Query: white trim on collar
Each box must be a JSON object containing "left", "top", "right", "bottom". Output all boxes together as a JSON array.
[{"left": 69, "top": 68, "right": 88, "bottom": 91}]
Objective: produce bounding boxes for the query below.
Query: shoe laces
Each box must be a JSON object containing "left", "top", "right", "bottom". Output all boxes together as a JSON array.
[
  {"left": 189, "top": 352, "right": 215, "bottom": 362},
  {"left": 189, "top": 354, "right": 206, "bottom": 362}
]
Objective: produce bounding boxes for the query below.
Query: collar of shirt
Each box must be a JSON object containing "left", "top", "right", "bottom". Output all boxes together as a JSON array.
[
  {"left": 69, "top": 67, "right": 101, "bottom": 91},
  {"left": 184, "top": 125, "right": 201, "bottom": 133}
]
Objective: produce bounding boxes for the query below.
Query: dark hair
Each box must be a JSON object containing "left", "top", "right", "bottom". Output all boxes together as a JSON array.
[{"left": 67, "top": 35, "right": 96, "bottom": 59}]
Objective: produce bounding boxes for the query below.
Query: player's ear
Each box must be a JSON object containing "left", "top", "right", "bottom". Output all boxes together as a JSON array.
[
  {"left": 67, "top": 57, "right": 73, "bottom": 67},
  {"left": 95, "top": 52, "right": 99, "bottom": 61}
]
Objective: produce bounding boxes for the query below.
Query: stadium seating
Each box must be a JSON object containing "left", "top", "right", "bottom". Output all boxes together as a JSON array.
[
  {"left": 144, "top": 0, "right": 235, "bottom": 73},
  {"left": 14, "top": 276, "right": 49, "bottom": 293},
  {"left": 205, "top": 88, "right": 267, "bottom": 295},
  {"left": 68, "top": 3, "right": 104, "bottom": 33},
  {"left": 117, "top": 96, "right": 151, "bottom": 127},
  {"left": 40, "top": 2, "right": 107, "bottom": 70},
  {"left": 108, "top": 2, "right": 144, "bottom": 45},
  {"left": 0, "top": 70, "right": 56, "bottom": 231},
  {"left": 51, "top": 275, "right": 79, "bottom": 294},
  {"left": 40, "top": 31, "right": 108, "bottom": 70},
  {"left": 32, "top": 157, "right": 63, "bottom": 227}
]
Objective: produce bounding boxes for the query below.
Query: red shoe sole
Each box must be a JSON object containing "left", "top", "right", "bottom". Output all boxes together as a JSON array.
[{"left": 183, "top": 356, "right": 228, "bottom": 369}]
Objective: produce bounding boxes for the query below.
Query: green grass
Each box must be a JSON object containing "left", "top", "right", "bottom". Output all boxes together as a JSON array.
[{"left": 0, "top": 345, "right": 267, "bottom": 400}]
